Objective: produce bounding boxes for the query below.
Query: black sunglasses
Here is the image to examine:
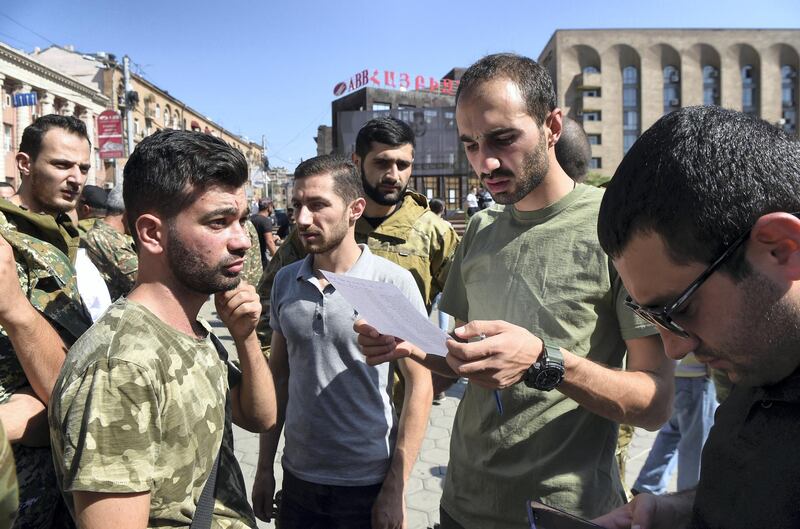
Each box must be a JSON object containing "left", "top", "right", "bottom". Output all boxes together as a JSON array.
[{"left": 625, "top": 213, "right": 800, "bottom": 338}]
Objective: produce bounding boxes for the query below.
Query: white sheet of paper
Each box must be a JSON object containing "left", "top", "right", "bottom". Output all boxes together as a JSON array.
[{"left": 321, "top": 270, "right": 449, "bottom": 356}]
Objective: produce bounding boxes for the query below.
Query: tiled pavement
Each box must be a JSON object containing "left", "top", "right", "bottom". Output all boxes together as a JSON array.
[{"left": 203, "top": 301, "right": 670, "bottom": 529}]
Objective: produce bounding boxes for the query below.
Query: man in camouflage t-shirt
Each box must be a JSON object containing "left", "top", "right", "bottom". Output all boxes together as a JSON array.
[{"left": 50, "top": 130, "right": 277, "bottom": 528}]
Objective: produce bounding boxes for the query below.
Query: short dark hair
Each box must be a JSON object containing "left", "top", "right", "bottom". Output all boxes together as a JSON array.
[
  {"left": 355, "top": 116, "right": 415, "bottom": 159},
  {"left": 598, "top": 105, "right": 800, "bottom": 280},
  {"left": 293, "top": 154, "right": 363, "bottom": 204},
  {"left": 19, "top": 114, "right": 91, "bottom": 161},
  {"left": 556, "top": 117, "right": 592, "bottom": 183},
  {"left": 429, "top": 198, "right": 445, "bottom": 215},
  {"left": 456, "top": 53, "right": 556, "bottom": 126},
  {"left": 123, "top": 130, "right": 248, "bottom": 234}
]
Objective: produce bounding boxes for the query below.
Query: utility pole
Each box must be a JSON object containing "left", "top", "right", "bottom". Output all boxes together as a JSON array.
[
  {"left": 262, "top": 134, "right": 269, "bottom": 199},
  {"left": 123, "top": 56, "right": 135, "bottom": 158}
]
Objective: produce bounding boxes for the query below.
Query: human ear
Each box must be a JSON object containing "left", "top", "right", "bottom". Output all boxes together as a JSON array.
[
  {"left": 15, "top": 153, "right": 31, "bottom": 177},
  {"left": 134, "top": 214, "right": 165, "bottom": 256},
  {"left": 750, "top": 212, "right": 800, "bottom": 281},
  {"left": 350, "top": 197, "right": 366, "bottom": 222},
  {"left": 545, "top": 108, "right": 564, "bottom": 148}
]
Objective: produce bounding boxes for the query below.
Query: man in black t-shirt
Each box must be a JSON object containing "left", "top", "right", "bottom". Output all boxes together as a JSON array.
[{"left": 250, "top": 199, "right": 276, "bottom": 266}]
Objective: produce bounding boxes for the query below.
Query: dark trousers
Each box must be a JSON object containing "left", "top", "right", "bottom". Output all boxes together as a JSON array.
[
  {"left": 278, "top": 468, "right": 382, "bottom": 529},
  {"left": 439, "top": 507, "right": 467, "bottom": 529}
]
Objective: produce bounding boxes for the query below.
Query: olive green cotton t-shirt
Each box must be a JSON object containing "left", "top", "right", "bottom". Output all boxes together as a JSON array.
[
  {"left": 49, "top": 298, "right": 256, "bottom": 528},
  {"left": 439, "top": 184, "right": 657, "bottom": 529}
]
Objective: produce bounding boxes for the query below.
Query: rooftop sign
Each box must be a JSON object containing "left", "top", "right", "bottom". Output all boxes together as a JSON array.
[{"left": 334, "top": 69, "right": 460, "bottom": 97}]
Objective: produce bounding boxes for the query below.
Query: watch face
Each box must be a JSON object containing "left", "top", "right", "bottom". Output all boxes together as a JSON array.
[{"left": 536, "top": 368, "right": 564, "bottom": 390}]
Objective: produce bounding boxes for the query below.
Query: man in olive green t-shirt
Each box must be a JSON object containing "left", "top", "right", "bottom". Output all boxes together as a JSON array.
[{"left": 356, "top": 53, "right": 674, "bottom": 529}]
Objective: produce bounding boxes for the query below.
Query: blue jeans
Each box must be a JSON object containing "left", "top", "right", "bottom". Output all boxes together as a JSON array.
[{"left": 633, "top": 376, "right": 718, "bottom": 494}]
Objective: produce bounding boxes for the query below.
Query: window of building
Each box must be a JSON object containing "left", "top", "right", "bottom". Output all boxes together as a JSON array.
[
  {"left": 155, "top": 103, "right": 161, "bottom": 119},
  {"left": 622, "top": 66, "right": 640, "bottom": 154},
  {"left": 134, "top": 119, "right": 140, "bottom": 136},
  {"left": 663, "top": 65, "right": 680, "bottom": 115},
  {"left": 742, "top": 65, "right": 757, "bottom": 116},
  {"left": 3, "top": 125, "right": 12, "bottom": 153},
  {"left": 782, "top": 65, "right": 798, "bottom": 135},
  {"left": 588, "top": 134, "right": 601, "bottom": 145},
  {"left": 398, "top": 104, "right": 415, "bottom": 109},
  {"left": 589, "top": 157, "right": 602, "bottom": 169},
  {"left": 372, "top": 102, "right": 391, "bottom": 111},
  {"left": 584, "top": 89, "right": 600, "bottom": 97},
  {"left": 702, "top": 65, "right": 720, "bottom": 106},
  {"left": 583, "top": 111, "right": 601, "bottom": 122},
  {"left": 164, "top": 106, "right": 171, "bottom": 126},
  {"left": 583, "top": 66, "right": 600, "bottom": 74}
]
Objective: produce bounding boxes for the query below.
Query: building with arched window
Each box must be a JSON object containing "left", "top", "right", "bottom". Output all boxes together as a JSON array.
[{"left": 539, "top": 29, "right": 800, "bottom": 177}]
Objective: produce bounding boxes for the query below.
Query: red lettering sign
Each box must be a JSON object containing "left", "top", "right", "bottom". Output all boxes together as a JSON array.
[{"left": 97, "top": 110, "right": 124, "bottom": 159}]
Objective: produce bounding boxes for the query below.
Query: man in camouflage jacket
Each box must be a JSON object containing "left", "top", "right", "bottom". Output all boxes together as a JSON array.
[{"left": 1, "top": 114, "right": 93, "bottom": 529}]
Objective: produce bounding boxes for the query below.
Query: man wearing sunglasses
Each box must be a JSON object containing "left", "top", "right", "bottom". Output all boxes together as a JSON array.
[{"left": 594, "top": 105, "right": 800, "bottom": 529}]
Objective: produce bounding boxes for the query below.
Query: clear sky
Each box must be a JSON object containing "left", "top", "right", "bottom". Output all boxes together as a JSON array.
[{"left": 2, "top": 0, "right": 798, "bottom": 169}]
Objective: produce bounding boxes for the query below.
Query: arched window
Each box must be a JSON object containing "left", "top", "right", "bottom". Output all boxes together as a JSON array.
[
  {"left": 702, "top": 66, "right": 720, "bottom": 106},
  {"left": 174, "top": 111, "right": 181, "bottom": 130},
  {"left": 164, "top": 105, "right": 171, "bottom": 126},
  {"left": 155, "top": 103, "right": 161, "bottom": 119},
  {"left": 622, "top": 66, "right": 639, "bottom": 154},
  {"left": 742, "top": 65, "right": 757, "bottom": 115},
  {"left": 782, "top": 65, "right": 797, "bottom": 135},
  {"left": 663, "top": 65, "right": 680, "bottom": 115}
]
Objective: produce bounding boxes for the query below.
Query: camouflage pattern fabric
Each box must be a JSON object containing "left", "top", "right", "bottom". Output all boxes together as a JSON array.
[
  {"left": 50, "top": 298, "right": 256, "bottom": 528},
  {"left": 0, "top": 204, "right": 90, "bottom": 529},
  {"left": 76, "top": 218, "right": 98, "bottom": 237},
  {"left": 241, "top": 220, "right": 263, "bottom": 288},
  {"left": 0, "top": 201, "right": 80, "bottom": 264},
  {"left": 0, "top": 422, "right": 18, "bottom": 529},
  {"left": 81, "top": 219, "right": 138, "bottom": 301}
]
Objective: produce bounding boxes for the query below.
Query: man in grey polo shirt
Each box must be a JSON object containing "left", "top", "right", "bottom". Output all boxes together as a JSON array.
[{"left": 253, "top": 154, "right": 433, "bottom": 529}]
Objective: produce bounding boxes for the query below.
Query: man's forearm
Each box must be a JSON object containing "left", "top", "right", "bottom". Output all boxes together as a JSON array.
[
  {"left": 264, "top": 234, "right": 277, "bottom": 256},
  {"left": 560, "top": 350, "right": 672, "bottom": 430},
  {"left": 0, "top": 303, "right": 68, "bottom": 405},
  {"left": 233, "top": 334, "right": 277, "bottom": 432},
  {"left": 383, "top": 366, "right": 432, "bottom": 490},
  {"left": 0, "top": 389, "right": 48, "bottom": 445}
]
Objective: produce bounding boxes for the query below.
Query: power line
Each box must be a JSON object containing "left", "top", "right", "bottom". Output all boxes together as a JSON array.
[{"left": 0, "top": 11, "right": 58, "bottom": 47}]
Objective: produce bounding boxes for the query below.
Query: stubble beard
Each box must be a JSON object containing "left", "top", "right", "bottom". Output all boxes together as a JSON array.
[
  {"left": 360, "top": 161, "right": 407, "bottom": 207},
  {"left": 301, "top": 211, "right": 351, "bottom": 256},
  {"left": 484, "top": 133, "right": 549, "bottom": 205},
  {"left": 166, "top": 224, "right": 242, "bottom": 295}
]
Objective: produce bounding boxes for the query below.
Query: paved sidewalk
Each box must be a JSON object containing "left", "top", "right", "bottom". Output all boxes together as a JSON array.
[{"left": 204, "top": 300, "right": 669, "bottom": 529}]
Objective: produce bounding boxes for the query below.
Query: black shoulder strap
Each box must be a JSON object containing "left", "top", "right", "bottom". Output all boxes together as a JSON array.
[{"left": 190, "top": 334, "right": 233, "bottom": 529}]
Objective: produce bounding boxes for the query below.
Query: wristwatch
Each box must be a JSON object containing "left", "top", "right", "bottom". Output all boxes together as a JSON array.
[{"left": 522, "top": 343, "right": 565, "bottom": 391}]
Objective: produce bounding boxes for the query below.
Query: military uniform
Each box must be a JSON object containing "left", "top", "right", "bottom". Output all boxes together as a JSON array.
[
  {"left": 50, "top": 298, "right": 256, "bottom": 528},
  {"left": 0, "top": 200, "right": 91, "bottom": 529},
  {"left": 256, "top": 191, "right": 459, "bottom": 353},
  {"left": 0, "top": 422, "right": 18, "bottom": 529},
  {"left": 81, "top": 219, "right": 138, "bottom": 301},
  {"left": 76, "top": 218, "right": 98, "bottom": 237},
  {"left": 241, "top": 220, "right": 264, "bottom": 287}
]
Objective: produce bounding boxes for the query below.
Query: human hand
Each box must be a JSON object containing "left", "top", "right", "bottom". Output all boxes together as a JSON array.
[
  {"left": 251, "top": 467, "right": 276, "bottom": 522},
  {"left": 353, "top": 319, "right": 418, "bottom": 366},
  {"left": 215, "top": 282, "right": 261, "bottom": 344},
  {"left": 592, "top": 493, "right": 659, "bottom": 529},
  {"left": 371, "top": 483, "right": 406, "bottom": 529},
  {"left": 0, "top": 235, "right": 26, "bottom": 326},
  {"left": 445, "top": 320, "right": 543, "bottom": 389}
]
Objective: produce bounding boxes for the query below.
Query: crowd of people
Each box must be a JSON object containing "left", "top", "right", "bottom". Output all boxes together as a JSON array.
[{"left": 0, "top": 50, "right": 797, "bottom": 529}]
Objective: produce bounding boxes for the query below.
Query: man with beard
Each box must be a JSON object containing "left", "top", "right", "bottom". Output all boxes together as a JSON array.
[
  {"left": 356, "top": 53, "right": 673, "bottom": 528},
  {"left": 0, "top": 114, "right": 93, "bottom": 529},
  {"left": 255, "top": 117, "right": 459, "bottom": 403},
  {"left": 593, "top": 106, "right": 800, "bottom": 529},
  {"left": 49, "top": 130, "right": 277, "bottom": 528},
  {"left": 251, "top": 155, "right": 432, "bottom": 529}
]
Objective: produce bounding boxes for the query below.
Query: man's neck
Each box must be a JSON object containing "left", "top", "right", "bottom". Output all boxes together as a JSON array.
[
  {"left": 103, "top": 214, "right": 127, "bottom": 235},
  {"left": 514, "top": 157, "right": 577, "bottom": 212},
  {"left": 127, "top": 273, "right": 208, "bottom": 338},
  {"left": 312, "top": 237, "right": 362, "bottom": 275},
  {"left": 14, "top": 185, "right": 45, "bottom": 215},
  {"left": 363, "top": 196, "right": 400, "bottom": 219}
]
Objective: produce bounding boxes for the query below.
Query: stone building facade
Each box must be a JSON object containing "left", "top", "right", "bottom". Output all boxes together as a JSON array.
[
  {"left": 0, "top": 42, "right": 109, "bottom": 187},
  {"left": 538, "top": 29, "right": 800, "bottom": 176},
  {"left": 34, "top": 45, "right": 265, "bottom": 188}
]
